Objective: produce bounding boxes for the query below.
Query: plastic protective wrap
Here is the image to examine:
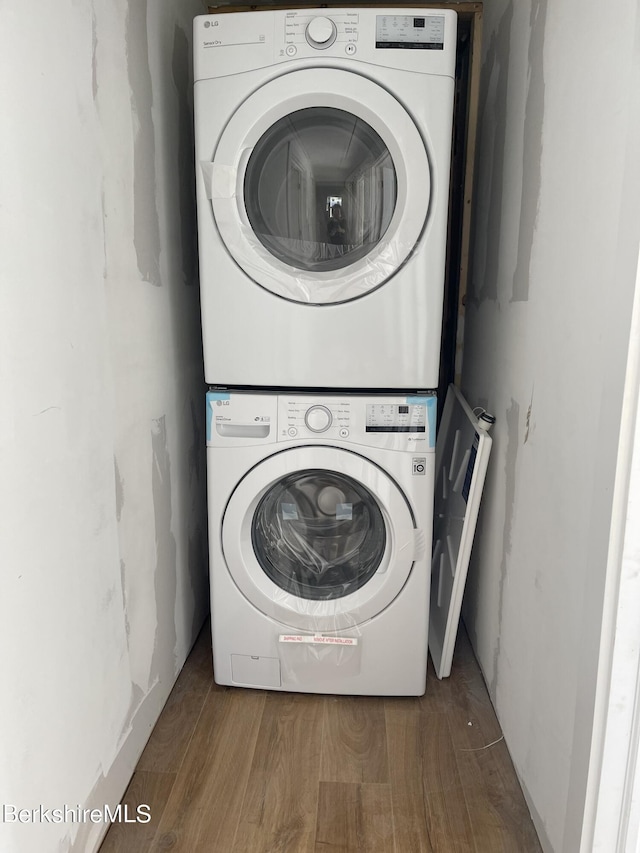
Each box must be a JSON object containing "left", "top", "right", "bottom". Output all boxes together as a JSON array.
[
  {"left": 205, "top": 169, "right": 414, "bottom": 304},
  {"left": 252, "top": 470, "right": 386, "bottom": 600},
  {"left": 278, "top": 631, "right": 362, "bottom": 684},
  {"left": 251, "top": 468, "right": 388, "bottom": 684},
  {"left": 219, "top": 440, "right": 422, "bottom": 688},
  {"left": 202, "top": 94, "right": 431, "bottom": 304}
]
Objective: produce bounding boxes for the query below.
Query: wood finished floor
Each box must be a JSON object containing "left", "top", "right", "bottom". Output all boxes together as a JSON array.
[{"left": 100, "top": 623, "right": 542, "bottom": 853}]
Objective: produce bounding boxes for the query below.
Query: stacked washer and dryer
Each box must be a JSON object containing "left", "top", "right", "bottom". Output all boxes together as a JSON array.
[{"left": 193, "top": 7, "right": 457, "bottom": 695}]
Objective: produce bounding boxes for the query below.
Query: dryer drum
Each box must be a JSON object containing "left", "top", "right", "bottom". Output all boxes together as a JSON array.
[{"left": 251, "top": 469, "right": 386, "bottom": 601}]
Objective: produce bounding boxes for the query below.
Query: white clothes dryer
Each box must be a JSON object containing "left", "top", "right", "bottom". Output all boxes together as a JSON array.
[
  {"left": 194, "top": 9, "right": 457, "bottom": 390},
  {"left": 206, "top": 389, "right": 436, "bottom": 695}
]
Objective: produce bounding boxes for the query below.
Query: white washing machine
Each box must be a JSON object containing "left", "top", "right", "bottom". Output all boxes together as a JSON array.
[
  {"left": 206, "top": 389, "right": 436, "bottom": 695},
  {"left": 194, "top": 9, "right": 457, "bottom": 390}
]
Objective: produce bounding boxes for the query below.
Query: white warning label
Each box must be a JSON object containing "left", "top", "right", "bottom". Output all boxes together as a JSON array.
[{"left": 279, "top": 634, "right": 358, "bottom": 646}]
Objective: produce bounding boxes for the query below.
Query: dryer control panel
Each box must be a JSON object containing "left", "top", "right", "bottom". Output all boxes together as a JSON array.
[
  {"left": 193, "top": 9, "right": 457, "bottom": 80},
  {"left": 285, "top": 10, "right": 359, "bottom": 53}
]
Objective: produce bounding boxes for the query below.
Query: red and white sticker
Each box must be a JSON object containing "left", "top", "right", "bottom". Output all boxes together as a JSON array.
[{"left": 279, "top": 634, "right": 358, "bottom": 646}]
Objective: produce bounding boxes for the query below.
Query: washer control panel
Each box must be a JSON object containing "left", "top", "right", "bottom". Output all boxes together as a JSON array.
[
  {"left": 206, "top": 391, "right": 436, "bottom": 450},
  {"left": 277, "top": 394, "right": 435, "bottom": 449},
  {"left": 281, "top": 398, "right": 351, "bottom": 440}
]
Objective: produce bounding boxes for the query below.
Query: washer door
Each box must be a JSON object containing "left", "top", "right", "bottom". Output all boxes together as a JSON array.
[
  {"left": 222, "top": 447, "right": 417, "bottom": 631},
  {"left": 207, "top": 68, "right": 431, "bottom": 304}
]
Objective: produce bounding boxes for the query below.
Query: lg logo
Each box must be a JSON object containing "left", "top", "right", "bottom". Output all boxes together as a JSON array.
[{"left": 203, "top": 20, "right": 219, "bottom": 28}]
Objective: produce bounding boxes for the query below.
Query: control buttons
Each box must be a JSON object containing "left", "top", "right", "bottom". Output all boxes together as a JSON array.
[
  {"left": 287, "top": 427, "right": 298, "bottom": 437},
  {"left": 339, "top": 428, "right": 350, "bottom": 438},
  {"left": 305, "top": 16, "right": 337, "bottom": 49},
  {"left": 305, "top": 405, "right": 333, "bottom": 433},
  {"left": 345, "top": 43, "right": 357, "bottom": 55},
  {"left": 285, "top": 44, "right": 297, "bottom": 56}
]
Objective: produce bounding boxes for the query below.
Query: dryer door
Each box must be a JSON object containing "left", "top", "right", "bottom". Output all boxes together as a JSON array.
[
  {"left": 205, "top": 68, "right": 431, "bottom": 304},
  {"left": 222, "top": 446, "right": 418, "bottom": 631}
]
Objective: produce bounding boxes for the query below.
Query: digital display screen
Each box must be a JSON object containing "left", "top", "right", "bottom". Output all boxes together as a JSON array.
[
  {"left": 366, "top": 426, "right": 426, "bottom": 433},
  {"left": 375, "top": 14, "right": 445, "bottom": 50},
  {"left": 365, "top": 402, "right": 428, "bottom": 433}
]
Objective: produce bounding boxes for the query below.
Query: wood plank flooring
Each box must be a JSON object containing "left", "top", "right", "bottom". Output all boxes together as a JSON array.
[{"left": 100, "top": 623, "right": 542, "bottom": 853}]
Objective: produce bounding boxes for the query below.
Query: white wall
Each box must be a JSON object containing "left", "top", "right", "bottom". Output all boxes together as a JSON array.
[
  {"left": 587, "top": 242, "right": 640, "bottom": 851},
  {"left": 461, "top": 1, "right": 640, "bottom": 851},
  {"left": 0, "top": 2, "right": 208, "bottom": 852}
]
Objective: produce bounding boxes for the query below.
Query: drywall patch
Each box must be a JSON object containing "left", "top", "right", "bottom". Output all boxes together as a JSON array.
[
  {"left": 149, "top": 416, "right": 178, "bottom": 683},
  {"left": 490, "top": 397, "right": 520, "bottom": 697},
  {"left": 58, "top": 831, "right": 73, "bottom": 852},
  {"left": 100, "top": 189, "right": 108, "bottom": 280},
  {"left": 172, "top": 24, "right": 198, "bottom": 287},
  {"left": 478, "top": 0, "right": 514, "bottom": 305},
  {"left": 524, "top": 384, "right": 535, "bottom": 444},
  {"left": 102, "top": 584, "right": 116, "bottom": 612},
  {"left": 188, "top": 397, "right": 202, "bottom": 484},
  {"left": 67, "top": 769, "right": 106, "bottom": 853},
  {"left": 114, "top": 455, "right": 125, "bottom": 522},
  {"left": 126, "top": 0, "right": 161, "bottom": 287},
  {"left": 91, "top": 11, "right": 98, "bottom": 102},
  {"left": 512, "top": 0, "right": 547, "bottom": 303},
  {"left": 120, "top": 559, "right": 131, "bottom": 643},
  {"left": 121, "top": 682, "right": 145, "bottom": 737}
]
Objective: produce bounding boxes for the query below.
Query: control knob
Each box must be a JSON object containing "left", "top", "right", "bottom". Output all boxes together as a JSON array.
[
  {"left": 305, "top": 16, "right": 337, "bottom": 49},
  {"left": 305, "top": 405, "right": 333, "bottom": 433}
]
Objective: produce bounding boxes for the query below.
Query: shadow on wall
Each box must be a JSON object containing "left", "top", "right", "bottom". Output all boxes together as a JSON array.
[
  {"left": 127, "top": 0, "right": 208, "bottom": 654},
  {"left": 126, "top": 0, "right": 162, "bottom": 287},
  {"left": 470, "top": 0, "right": 547, "bottom": 308},
  {"left": 150, "top": 414, "right": 179, "bottom": 683},
  {"left": 172, "top": 23, "right": 199, "bottom": 289}
]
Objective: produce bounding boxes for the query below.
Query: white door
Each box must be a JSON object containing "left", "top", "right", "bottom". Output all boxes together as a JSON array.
[
  {"left": 205, "top": 68, "right": 431, "bottom": 304},
  {"left": 222, "top": 446, "right": 418, "bottom": 631},
  {"left": 430, "top": 385, "right": 494, "bottom": 678}
]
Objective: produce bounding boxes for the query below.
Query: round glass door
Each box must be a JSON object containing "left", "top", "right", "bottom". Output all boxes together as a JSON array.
[
  {"left": 244, "top": 107, "right": 397, "bottom": 273},
  {"left": 210, "top": 68, "right": 431, "bottom": 304},
  {"left": 251, "top": 469, "right": 386, "bottom": 600},
  {"left": 222, "top": 446, "right": 417, "bottom": 630}
]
